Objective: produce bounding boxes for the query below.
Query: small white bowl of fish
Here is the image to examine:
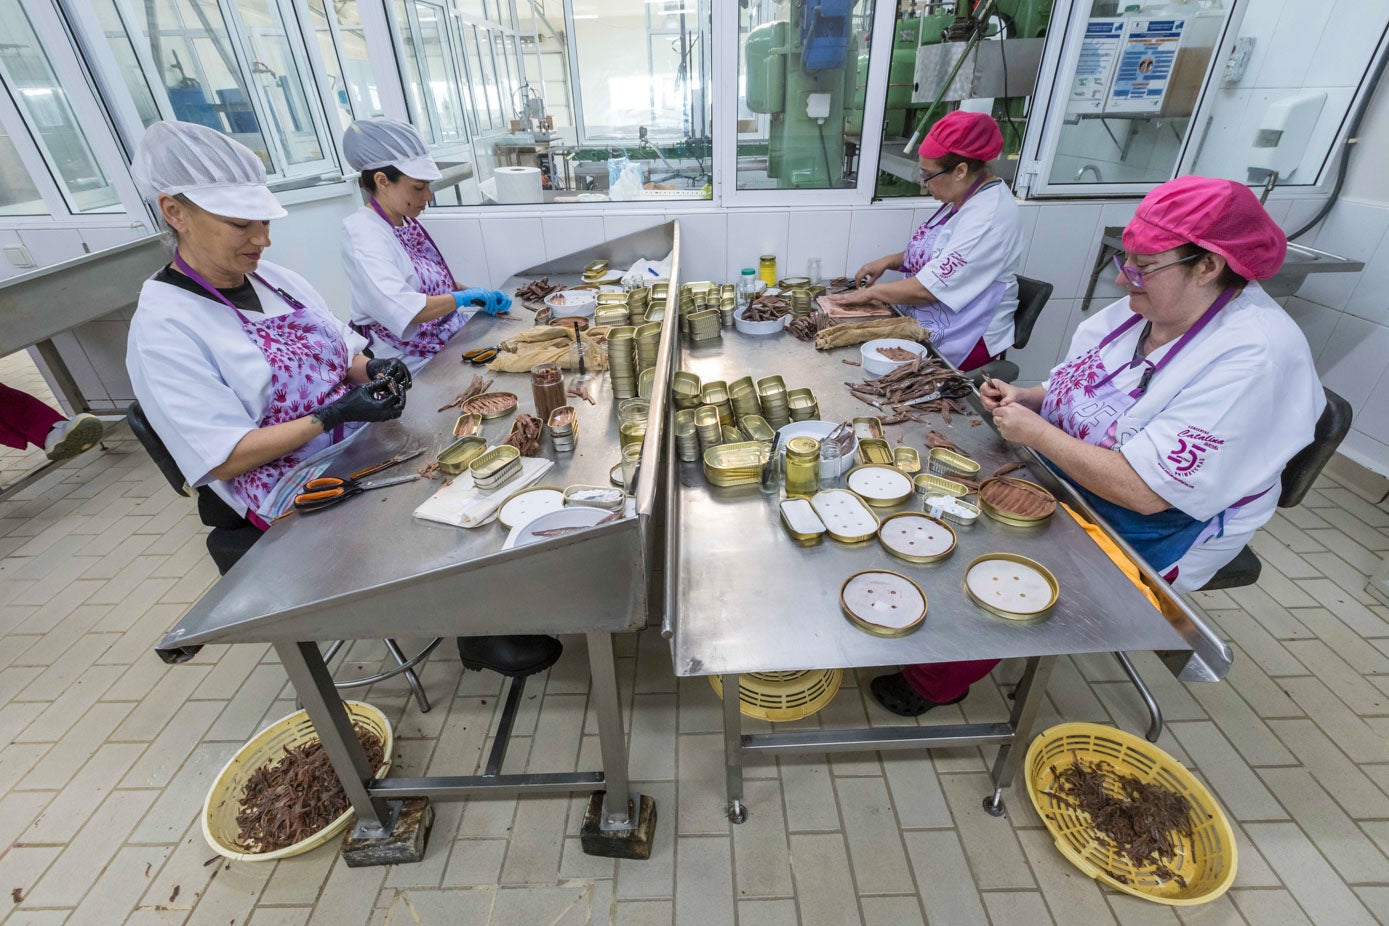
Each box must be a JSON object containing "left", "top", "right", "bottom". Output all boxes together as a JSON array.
[
  {"left": 860, "top": 338, "right": 928, "bottom": 378},
  {"left": 544, "top": 289, "right": 597, "bottom": 318}
]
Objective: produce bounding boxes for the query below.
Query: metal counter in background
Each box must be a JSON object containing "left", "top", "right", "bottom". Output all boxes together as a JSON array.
[
  {"left": 666, "top": 328, "right": 1229, "bottom": 821},
  {"left": 156, "top": 221, "right": 681, "bottom": 863}
]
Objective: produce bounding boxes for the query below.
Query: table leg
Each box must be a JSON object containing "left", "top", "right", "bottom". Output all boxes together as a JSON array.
[
  {"left": 580, "top": 632, "right": 658, "bottom": 859},
  {"left": 983, "top": 655, "right": 1056, "bottom": 817},
  {"left": 722, "top": 674, "right": 748, "bottom": 824}
]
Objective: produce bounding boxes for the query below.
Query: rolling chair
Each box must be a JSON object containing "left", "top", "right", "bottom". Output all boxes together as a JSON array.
[
  {"left": 126, "top": 401, "right": 440, "bottom": 711},
  {"left": 1117, "top": 387, "right": 1354, "bottom": 741},
  {"left": 974, "top": 275, "right": 1054, "bottom": 384}
]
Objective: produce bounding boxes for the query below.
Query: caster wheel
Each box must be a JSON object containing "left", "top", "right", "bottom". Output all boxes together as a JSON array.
[{"left": 727, "top": 801, "right": 748, "bottom": 824}]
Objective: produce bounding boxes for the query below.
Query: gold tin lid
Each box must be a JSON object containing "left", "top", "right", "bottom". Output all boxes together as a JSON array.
[
  {"left": 785, "top": 435, "right": 820, "bottom": 459},
  {"left": 809, "top": 489, "right": 880, "bottom": 543},
  {"left": 497, "top": 486, "right": 565, "bottom": 530},
  {"left": 852, "top": 417, "right": 884, "bottom": 441},
  {"left": 564, "top": 484, "right": 625, "bottom": 510},
  {"left": 469, "top": 444, "right": 521, "bottom": 480},
  {"left": 844, "top": 464, "right": 915, "bottom": 507},
  {"left": 963, "top": 553, "right": 1058, "bottom": 620},
  {"left": 780, "top": 497, "right": 826, "bottom": 545},
  {"left": 841, "top": 570, "right": 927, "bottom": 637},
  {"left": 927, "top": 447, "right": 982, "bottom": 477},
  {"left": 437, "top": 436, "right": 488, "bottom": 475},
  {"left": 877, "top": 512, "right": 956, "bottom": 564},
  {"left": 913, "top": 472, "right": 969, "bottom": 498},
  {"left": 893, "top": 446, "right": 922, "bottom": 474},
  {"left": 978, "top": 477, "right": 1057, "bottom": 526}
]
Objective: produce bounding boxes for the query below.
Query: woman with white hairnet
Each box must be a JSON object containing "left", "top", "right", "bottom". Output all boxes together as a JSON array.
[
  {"left": 125, "top": 120, "right": 410, "bottom": 531},
  {"left": 126, "top": 121, "right": 562, "bottom": 680},
  {"left": 341, "top": 118, "right": 511, "bottom": 373}
]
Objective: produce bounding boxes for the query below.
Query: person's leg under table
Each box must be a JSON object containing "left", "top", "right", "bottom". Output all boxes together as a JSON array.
[{"left": 0, "top": 382, "right": 63, "bottom": 450}]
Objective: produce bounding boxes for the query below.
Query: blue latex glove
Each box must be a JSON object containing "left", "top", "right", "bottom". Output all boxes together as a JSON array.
[
  {"left": 481, "top": 290, "right": 512, "bottom": 315},
  {"left": 452, "top": 287, "right": 490, "bottom": 310}
]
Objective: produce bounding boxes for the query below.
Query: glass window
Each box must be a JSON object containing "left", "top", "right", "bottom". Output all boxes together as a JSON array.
[
  {"left": 395, "top": 0, "right": 467, "bottom": 146},
  {"left": 232, "top": 0, "right": 325, "bottom": 166},
  {"left": 736, "top": 0, "right": 876, "bottom": 190},
  {"left": 0, "top": 123, "right": 47, "bottom": 216},
  {"left": 1046, "top": 2, "right": 1231, "bottom": 186},
  {"left": 305, "top": 0, "right": 383, "bottom": 126},
  {"left": 0, "top": 0, "right": 121, "bottom": 213},
  {"left": 872, "top": 4, "right": 1048, "bottom": 198},
  {"left": 90, "top": 0, "right": 162, "bottom": 127}
]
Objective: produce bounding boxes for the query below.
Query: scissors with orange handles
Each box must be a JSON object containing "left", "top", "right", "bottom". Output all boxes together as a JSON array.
[{"left": 293, "top": 473, "right": 420, "bottom": 512}]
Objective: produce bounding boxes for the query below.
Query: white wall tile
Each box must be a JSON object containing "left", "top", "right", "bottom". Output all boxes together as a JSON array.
[
  {"left": 1343, "top": 222, "right": 1389, "bottom": 327},
  {"left": 479, "top": 216, "right": 547, "bottom": 285},
  {"left": 785, "top": 210, "right": 852, "bottom": 282},
  {"left": 723, "top": 211, "right": 790, "bottom": 281},
  {"left": 671, "top": 211, "right": 728, "bottom": 284},
  {"left": 1339, "top": 428, "right": 1389, "bottom": 477},
  {"left": 845, "top": 208, "right": 914, "bottom": 280},
  {"left": 1283, "top": 295, "right": 1341, "bottom": 359},
  {"left": 422, "top": 216, "right": 488, "bottom": 287},
  {"left": 1296, "top": 199, "right": 1389, "bottom": 311},
  {"left": 1317, "top": 312, "right": 1389, "bottom": 408},
  {"left": 1021, "top": 203, "right": 1102, "bottom": 302},
  {"left": 603, "top": 213, "right": 667, "bottom": 247},
  {"left": 540, "top": 216, "right": 606, "bottom": 263},
  {"left": 1356, "top": 362, "right": 1389, "bottom": 446},
  {"left": 15, "top": 228, "right": 85, "bottom": 269}
]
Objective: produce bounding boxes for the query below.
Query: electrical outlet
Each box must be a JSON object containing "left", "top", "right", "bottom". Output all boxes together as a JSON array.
[
  {"left": 3, "top": 245, "right": 34, "bottom": 269},
  {"left": 806, "top": 93, "right": 831, "bottom": 121}
]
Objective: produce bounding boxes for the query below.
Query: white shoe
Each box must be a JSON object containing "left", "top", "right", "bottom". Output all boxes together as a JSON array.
[{"left": 44, "top": 413, "right": 103, "bottom": 461}]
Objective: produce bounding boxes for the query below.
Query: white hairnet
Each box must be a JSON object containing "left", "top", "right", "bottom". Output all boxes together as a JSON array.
[
  {"left": 342, "top": 118, "right": 442, "bottom": 182},
  {"left": 132, "top": 121, "right": 286, "bottom": 221}
]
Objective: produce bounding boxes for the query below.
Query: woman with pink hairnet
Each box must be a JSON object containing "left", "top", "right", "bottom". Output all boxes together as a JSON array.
[{"left": 871, "top": 176, "right": 1325, "bottom": 717}]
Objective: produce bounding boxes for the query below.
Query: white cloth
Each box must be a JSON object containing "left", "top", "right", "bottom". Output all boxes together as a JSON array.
[
  {"left": 413, "top": 457, "right": 554, "bottom": 528},
  {"left": 1046, "top": 283, "right": 1324, "bottom": 589},
  {"left": 911, "top": 181, "right": 1022, "bottom": 356},
  {"left": 341, "top": 207, "right": 474, "bottom": 371},
  {"left": 126, "top": 259, "right": 368, "bottom": 517},
  {"left": 131, "top": 121, "right": 286, "bottom": 220}
]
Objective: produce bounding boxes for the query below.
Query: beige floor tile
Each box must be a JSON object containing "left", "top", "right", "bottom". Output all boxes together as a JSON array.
[
  {"left": 373, "top": 887, "right": 494, "bottom": 925},
  {"left": 787, "top": 833, "right": 861, "bottom": 926},
  {"left": 737, "top": 898, "right": 798, "bottom": 926},
  {"left": 634, "top": 627, "right": 676, "bottom": 695},
  {"left": 1267, "top": 718, "right": 1389, "bottom": 818},
  {"left": 1262, "top": 514, "right": 1326, "bottom": 554},
  {"left": 1168, "top": 722, "right": 1287, "bottom": 821},
  {"left": 940, "top": 772, "right": 1034, "bottom": 891},
  {"left": 1185, "top": 678, "right": 1295, "bottom": 767},
  {"left": 0, "top": 845, "right": 64, "bottom": 912},
  {"left": 26, "top": 788, "right": 157, "bottom": 907},
  {"left": 1293, "top": 607, "right": 1389, "bottom": 675},
  {"left": 615, "top": 899, "right": 672, "bottom": 926},
  {"left": 677, "top": 733, "right": 733, "bottom": 836},
  {"left": 247, "top": 909, "right": 313, "bottom": 926},
  {"left": 184, "top": 859, "right": 272, "bottom": 924},
  {"left": 1219, "top": 644, "right": 1303, "bottom": 718},
  {"left": 629, "top": 693, "right": 677, "bottom": 781},
  {"left": 67, "top": 845, "right": 173, "bottom": 926},
  {"left": 778, "top": 755, "right": 841, "bottom": 833},
  {"left": 441, "top": 838, "right": 507, "bottom": 887},
  {"left": 558, "top": 835, "right": 617, "bottom": 882},
  {"left": 1303, "top": 551, "right": 1386, "bottom": 607},
  {"left": 1249, "top": 562, "right": 1321, "bottom": 609},
  {"left": 1355, "top": 886, "right": 1389, "bottom": 922},
  {"left": 258, "top": 845, "right": 338, "bottom": 906},
  {"left": 204, "top": 664, "right": 291, "bottom": 743},
  {"left": 15, "top": 632, "right": 118, "bottom": 703},
  {"left": 1226, "top": 586, "right": 1315, "bottom": 641},
  {"left": 674, "top": 836, "right": 734, "bottom": 926},
  {"left": 1259, "top": 767, "right": 1389, "bottom": 884},
  {"left": 120, "top": 699, "right": 225, "bottom": 789},
  {"left": 730, "top": 778, "right": 793, "bottom": 898},
  {"left": 1244, "top": 822, "right": 1377, "bottom": 925},
  {"left": 1280, "top": 676, "right": 1389, "bottom": 765},
  {"left": 6, "top": 911, "right": 78, "bottom": 926},
  {"left": 1283, "top": 640, "right": 1389, "bottom": 714},
  {"left": 859, "top": 895, "right": 925, "bottom": 926},
  {"left": 1295, "top": 578, "right": 1389, "bottom": 637},
  {"left": 677, "top": 676, "right": 722, "bottom": 735},
  {"left": 983, "top": 891, "right": 1056, "bottom": 924},
  {"left": 24, "top": 741, "right": 144, "bottom": 844},
  {"left": 0, "top": 746, "right": 50, "bottom": 806},
  {"left": 1013, "top": 829, "right": 1115, "bottom": 926},
  {"left": 836, "top": 776, "right": 913, "bottom": 896},
  {"left": 113, "top": 662, "right": 216, "bottom": 742},
  {"left": 1172, "top": 894, "right": 1248, "bottom": 925},
  {"left": 1205, "top": 611, "right": 1307, "bottom": 678},
  {"left": 903, "top": 830, "right": 988, "bottom": 926},
  {"left": 17, "top": 698, "right": 131, "bottom": 788},
  {"left": 1103, "top": 894, "right": 1182, "bottom": 925},
  {"left": 191, "top": 643, "right": 271, "bottom": 701},
  {"left": 879, "top": 752, "right": 952, "bottom": 830},
  {"left": 304, "top": 858, "right": 386, "bottom": 926}
]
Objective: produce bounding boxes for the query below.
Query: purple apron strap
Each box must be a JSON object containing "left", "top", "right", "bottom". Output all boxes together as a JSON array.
[
  {"left": 1090, "top": 287, "right": 1237, "bottom": 397},
  {"left": 171, "top": 251, "right": 305, "bottom": 315}
]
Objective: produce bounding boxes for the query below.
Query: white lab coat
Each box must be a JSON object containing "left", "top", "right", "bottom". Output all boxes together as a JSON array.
[
  {"left": 1048, "top": 283, "right": 1324, "bottom": 589},
  {"left": 126, "top": 259, "right": 368, "bottom": 517},
  {"left": 341, "top": 206, "right": 472, "bottom": 369},
  {"left": 911, "top": 181, "right": 1022, "bottom": 357}
]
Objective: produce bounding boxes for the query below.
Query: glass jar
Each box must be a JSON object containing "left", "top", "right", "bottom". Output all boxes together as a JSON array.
[
  {"left": 737, "top": 268, "right": 758, "bottom": 309},
  {"left": 530, "top": 362, "right": 566, "bottom": 424},
  {"left": 758, "top": 254, "right": 778, "bottom": 289},
  {"left": 806, "top": 257, "right": 822, "bottom": 285},
  {"left": 618, "top": 398, "right": 650, "bottom": 451},
  {"left": 819, "top": 439, "right": 842, "bottom": 491},
  {"left": 783, "top": 436, "right": 820, "bottom": 499}
]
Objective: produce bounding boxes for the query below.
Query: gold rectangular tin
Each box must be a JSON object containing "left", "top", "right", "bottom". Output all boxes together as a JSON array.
[
  {"left": 927, "top": 448, "right": 982, "bottom": 478},
  {"left": 469, "top": 444, "right": 521, "bottom": 482},
  {"left": 856, "top": 438, "right": 893, "bottom": 466},
  {"left": 437, "top": 436, "right": 487, "bottom": 475},
  {"left": 893, "top": 447, "right": 921, "bottom": 474},
  {"left": 672, "top": 371, "right": 702, "bottom": 404},
  {"left": 564, "top": 484, "right": 625, "bottom": 511},
  {"left": 740, "top": 415, "right": 775, "bottom": 442},
  {"left": 780, "top": 498, "right": 826, "bottom": 546},
  {"left": 453, "top": 413, "right": 484, "bottom": 438},
  {"left": 913, "top": 472, "right": 969, "bottom": 498},
  {"left": 922, "top": 494, "right": 981, "bottom": 526}
]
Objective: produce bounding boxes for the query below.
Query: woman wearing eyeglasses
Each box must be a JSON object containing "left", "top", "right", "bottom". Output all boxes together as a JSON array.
[
  {"left": 828, "top": 110, "right": 1022, "bottom": 371},
  {"left": 870, "top": 176, "right": 1325, "bottom": 717}
]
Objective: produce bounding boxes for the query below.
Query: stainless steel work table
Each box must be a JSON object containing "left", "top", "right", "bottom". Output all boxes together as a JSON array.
[
  {"left": 667, "top": 329, "right": 1231, "bottom": 821},
  {"left": 156, "top": 223, "right": 680, "bottom": 863}
]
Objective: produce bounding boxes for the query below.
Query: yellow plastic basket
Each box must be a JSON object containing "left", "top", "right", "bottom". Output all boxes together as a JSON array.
[
  {"left": 202, "top": 701, "right": 393, "bottom": 862},
  {"left": 1024, "top": 722, "right": 1237, "bottom": 906},
  {"left": 709, "top": 669, "right": 843, "bottom": 722}
]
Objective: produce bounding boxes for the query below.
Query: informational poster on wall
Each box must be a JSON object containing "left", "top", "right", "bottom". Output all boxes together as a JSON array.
[
  {"left": 1105, "top": 18, "right": 1188, "bottom": 114},
  {"left": 1069, "top": 19, "right": 1126, "bottom": 115}
]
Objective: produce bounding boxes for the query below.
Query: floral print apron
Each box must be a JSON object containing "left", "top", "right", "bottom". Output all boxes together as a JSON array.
[
  {"left": 361, "top": 198, "right": 466, "bottom": 361},
  {"left": 172, "top": 252, "right": 355, "bottom": 529}
]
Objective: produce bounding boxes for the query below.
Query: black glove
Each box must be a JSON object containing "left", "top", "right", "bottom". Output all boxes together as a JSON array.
[
  {"left": 365, "top": 357, "right": 412, "bottom": 390},
  {"left": 312, "top": 380, "right": 405, "bottom": 432}
]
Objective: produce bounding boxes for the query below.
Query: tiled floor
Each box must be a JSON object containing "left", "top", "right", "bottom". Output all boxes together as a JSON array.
[{"left": 3, "top": 356, "right": 1389, "bottom": 925}]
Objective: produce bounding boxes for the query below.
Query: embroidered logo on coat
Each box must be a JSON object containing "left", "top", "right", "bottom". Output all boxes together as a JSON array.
[
  {"left": 936, "top": 250, "right": 968, "bottom": 281},
  {"left": 1164, "top": 427, "right": 1224, "bottom": 478}
]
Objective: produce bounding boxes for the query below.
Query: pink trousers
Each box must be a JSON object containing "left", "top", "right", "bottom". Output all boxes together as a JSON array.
[
  {"left": 0, "top": 382, "right": 62, "bottom": 451},
  {"left": 902, "top": 658, "right": 1000, "bottom": 703}
]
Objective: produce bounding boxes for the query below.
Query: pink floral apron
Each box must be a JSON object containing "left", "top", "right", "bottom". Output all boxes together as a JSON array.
[
  {"left": 899, "top": 177, "right": 1006, "bottom": 367},
  {"left": 172, "top": 252, "right": 356, "bottom": 530},
  {"left": 361, "top": 198, "right": 466, "bottom": 361},
  {"left": 1039, "top": 288, "right": 1270, "bottom": 578}
]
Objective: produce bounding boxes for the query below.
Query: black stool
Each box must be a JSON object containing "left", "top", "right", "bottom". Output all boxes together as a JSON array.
[{"left": 973, "top": 275, "right": 1054, "bottom": 384}]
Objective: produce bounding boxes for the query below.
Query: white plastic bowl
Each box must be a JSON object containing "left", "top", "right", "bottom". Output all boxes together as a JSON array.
[
  {"left": 733, "top": 306, "right": 788, "bottom": 336},
  {"left": 860, "top": 338, "right": 927, "bottom": 378},
  {"left": 544, "top": 289, "right": 597, "bottom": 318},
  {"left": 776, "top": 420, "right": 858, "bottom": 476}
]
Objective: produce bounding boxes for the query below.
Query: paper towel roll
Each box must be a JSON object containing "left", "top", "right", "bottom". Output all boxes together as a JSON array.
[{"left": 493, "top": 166, "right": 543, "bottom": 204}]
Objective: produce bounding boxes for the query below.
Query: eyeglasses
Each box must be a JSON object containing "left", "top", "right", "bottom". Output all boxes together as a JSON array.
[
  {"left": 919, "top": 168, "right": 948, "bottom": 185},
  {"left": 1112, "top": 252, "right": 1202, "bottom": 289}
]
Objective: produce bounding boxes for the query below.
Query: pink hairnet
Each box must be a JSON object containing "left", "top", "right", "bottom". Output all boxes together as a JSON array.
[{"left": 1122, "top": 176, "right": 1286, "bottom": 281}]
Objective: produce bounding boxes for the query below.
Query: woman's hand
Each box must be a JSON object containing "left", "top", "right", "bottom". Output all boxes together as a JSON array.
[
  {"left": 979, "top": 377, "right": 1022, "bottom": 412},
  {"left": 991, "top": 402, "right": 1052, "bottom": 448},
  {"left": 824, "top": 287, "right": 879, "bottom": 308},
  {"left": 852, "top": 255, "right": 897, "bottom": 288}
]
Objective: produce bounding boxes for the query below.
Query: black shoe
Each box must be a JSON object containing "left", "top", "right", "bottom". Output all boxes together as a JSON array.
[
  {"left": 457, "top": 635, "right": 562, "bottom": 678},
  {"left": 870, "top": 672, "right": 968, "bottom": 717}
]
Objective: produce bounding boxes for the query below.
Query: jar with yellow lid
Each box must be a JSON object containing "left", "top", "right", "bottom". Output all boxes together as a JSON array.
[
  {"left": 783, "top": 436, "right": 821, "bottom": 499},
  {"left": 758, "top": 255, "right": 778, "bottom": 288}
]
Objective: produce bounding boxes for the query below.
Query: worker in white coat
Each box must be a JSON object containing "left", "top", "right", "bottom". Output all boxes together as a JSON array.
[
  {"left": 871, "top": 176, "right": 1325, "bottom": 717},
  {"left": 830, "top": 111, "right": 1023, "bottom": 371},
  {"left": 341, "top": 118, "right": 510, "bottom": 373},
  {"left": 126, "top": 120, "right": 562, "bottom": 681}
]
